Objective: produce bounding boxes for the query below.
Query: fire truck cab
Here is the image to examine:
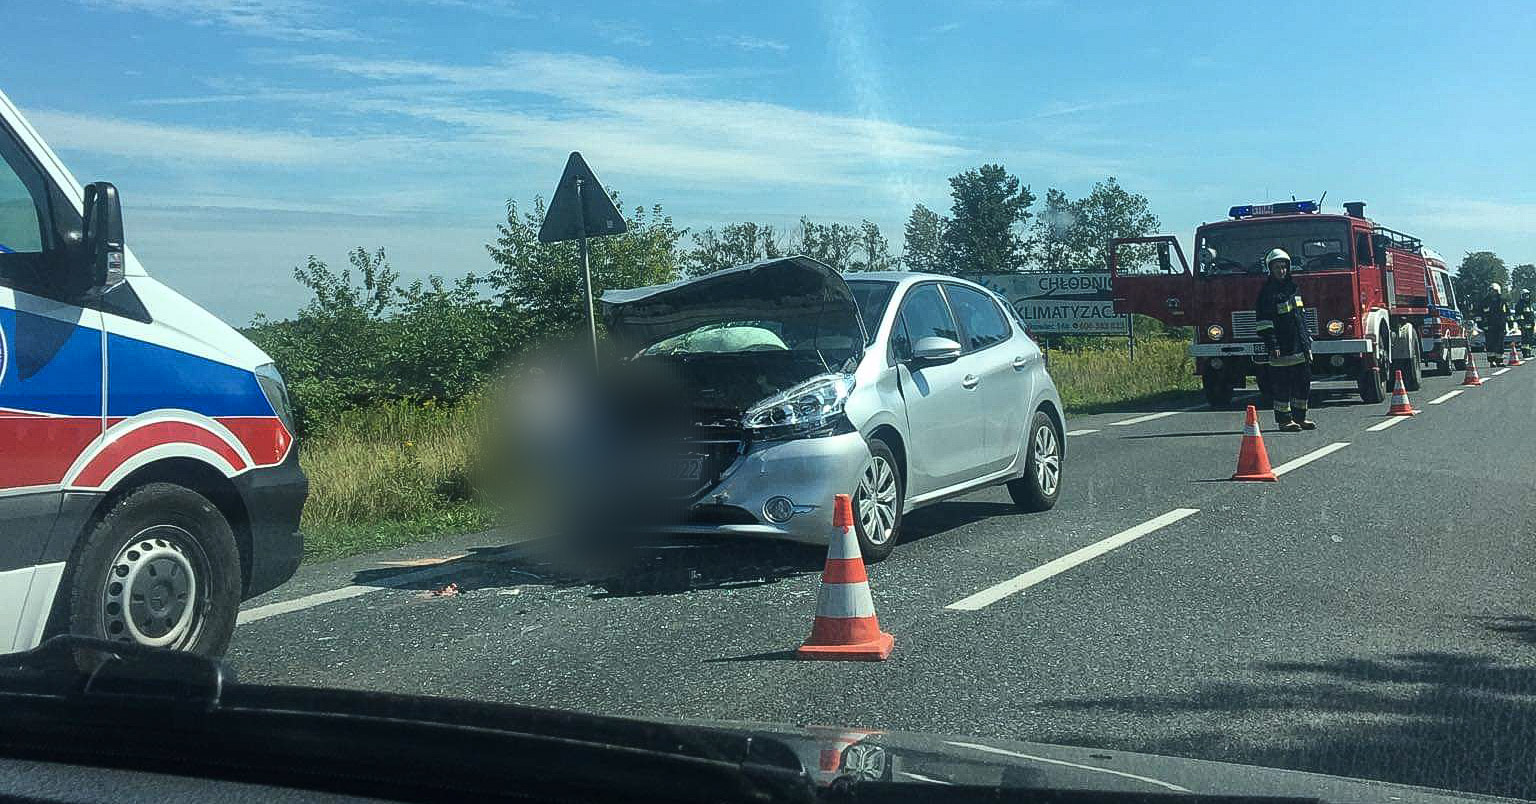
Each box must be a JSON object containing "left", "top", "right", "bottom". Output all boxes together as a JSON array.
[{"left": 1111, "top": 200, "right": 1437, "bottom": 407}]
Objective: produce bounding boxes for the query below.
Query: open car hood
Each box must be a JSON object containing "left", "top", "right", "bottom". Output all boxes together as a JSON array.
[{"left": 599, "top": 256, "right": 865, "bottom": 357}]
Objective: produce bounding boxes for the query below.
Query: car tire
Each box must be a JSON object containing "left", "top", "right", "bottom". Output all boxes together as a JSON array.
[
  {"left": 852, "top": 438, "right": 903, "bottom": 563},
  {"left": 1007, "top": 411, "right": 1062, "bottom": 513},
  {"left": 62, "top": 483, "right": 241, "bottom": 657},
  {"left": 1202, "top": 371, "right": 1234, "bottom": 409}
]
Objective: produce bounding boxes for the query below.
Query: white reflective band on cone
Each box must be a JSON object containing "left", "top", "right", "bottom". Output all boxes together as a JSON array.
[
  {"left": 828, "top": 525, "right": 861, "bottom": 560},
  {"left": 815, "top": 581, "right": 877, "bottom": 618},
  {"left": 1244, "top": 421, "right": 1262, "bottom": 437}
]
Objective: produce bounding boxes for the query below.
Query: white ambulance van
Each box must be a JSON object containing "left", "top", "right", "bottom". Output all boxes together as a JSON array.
[{"left": 0, "top": 89, "right": 305, "bottom": 657}]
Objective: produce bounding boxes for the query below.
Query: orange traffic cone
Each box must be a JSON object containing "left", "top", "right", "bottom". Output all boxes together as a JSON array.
[
  {"left": 1509, "top": 344, "right": 1524, "bottom": 366},
  {"left": 797, "top": 494, "right": 894, "bottom": 661},
  {"left": 1387, "top": 369, "right": 1418, "bottom": 415},
  {"left": 1462, "top": 352, "right": 1483, "bottom": 386},
  {"left": 1232, "top": 405, "right": 1277, "bottom": 482}
]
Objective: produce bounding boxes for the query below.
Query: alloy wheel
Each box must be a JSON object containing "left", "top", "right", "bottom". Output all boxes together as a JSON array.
[{"left": 856, "top": 454, "right": 899, "bottom": 545}]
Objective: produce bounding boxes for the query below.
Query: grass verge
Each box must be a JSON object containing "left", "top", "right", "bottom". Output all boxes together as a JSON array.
[{"left": 294, "top": 337, "right": 1197, "bottom": 562}]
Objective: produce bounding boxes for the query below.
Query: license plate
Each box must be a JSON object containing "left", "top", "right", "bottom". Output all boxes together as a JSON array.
[{"left": 669, "top": 456, "right": 704, "bottom": 481}]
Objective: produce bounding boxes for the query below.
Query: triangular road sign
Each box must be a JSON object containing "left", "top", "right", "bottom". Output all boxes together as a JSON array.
[{"left": 537, "top": 152, "right": 628, "bottom": 244}]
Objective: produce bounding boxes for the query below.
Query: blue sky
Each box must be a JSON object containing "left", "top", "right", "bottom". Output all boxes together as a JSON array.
[{"left": 3, "top": 0, "right": 1533, "bottom": 323}]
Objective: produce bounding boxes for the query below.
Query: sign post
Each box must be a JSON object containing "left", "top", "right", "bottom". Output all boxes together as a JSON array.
[{"left": 537, "top": 152, "right": 627, "bottom": 369}]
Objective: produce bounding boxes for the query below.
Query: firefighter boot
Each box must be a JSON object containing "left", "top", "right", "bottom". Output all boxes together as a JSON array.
[
  {"left": 1275, "top": 410, "right": 1301, "bottom": 433},
  {"left": 1294, "top": 405, "right": 1316, "bottom": 430}
]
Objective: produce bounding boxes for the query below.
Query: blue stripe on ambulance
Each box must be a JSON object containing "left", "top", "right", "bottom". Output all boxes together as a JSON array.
[{"left": 0, "top": 307, "right": 103, "bottom": 417}]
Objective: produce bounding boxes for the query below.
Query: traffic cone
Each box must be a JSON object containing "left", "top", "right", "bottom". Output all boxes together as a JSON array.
[
  {"left": 1461, "top": 352, "right": 1483, "bottom": 386},
  {"left": 1231, "top": 405, "right": 1277, "bottom": 482},
  {"left": 797, "top": 494, "right": 894, "bottom": 661},
  {"left": 1509, "top": 344, "right": 1524, "bottom": 366},
  {"left": 1387, "top": 369, "right": 1418, "bottom": 415}
]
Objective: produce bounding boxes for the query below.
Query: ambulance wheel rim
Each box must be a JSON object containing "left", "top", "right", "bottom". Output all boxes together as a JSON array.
[{"left": 102, "top": 525, "right": 207, "bottom": 649}]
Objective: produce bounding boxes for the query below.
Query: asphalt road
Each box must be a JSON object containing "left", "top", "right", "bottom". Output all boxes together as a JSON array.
[{"left": 232, "top": 361, "right": 1536, "bottom": 800}]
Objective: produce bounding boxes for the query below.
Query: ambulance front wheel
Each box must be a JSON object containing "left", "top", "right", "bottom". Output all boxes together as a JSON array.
[{"left": 63, "top": 483, "right": 242, "bottom": 657}]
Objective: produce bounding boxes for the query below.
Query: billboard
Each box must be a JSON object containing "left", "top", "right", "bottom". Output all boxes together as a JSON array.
[{"left": 967, "top": 273, "right": 1128, "bottom": 335}]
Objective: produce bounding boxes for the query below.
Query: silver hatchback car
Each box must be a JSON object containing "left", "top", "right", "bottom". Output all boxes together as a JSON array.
[{"left": 600, "top": 256, "right": 1064, "bottom": 560}]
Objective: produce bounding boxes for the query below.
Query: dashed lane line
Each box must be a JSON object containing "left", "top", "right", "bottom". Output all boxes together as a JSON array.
[
  {"left": 1065, "top": 429, "right": 1099, "bottom": 436},
  {"left": 1428, "top": 389, "right": 1464, "bottom": 404},
  {"left": 238, "top": 562, "right": 464, "bottom": 625},
  {"left": 1270, "top": 441, "right": 1351, "bottom": 475},
  {"left": 1108, "top": 411, "right": 1181, "bottom": 426},
  {"left": 1494, "top": 367, "right": 1512, "bottom": 376},
  {"left": 1367, "top": 416, "right": 1412, "bottom": 432},
  {"left": 945, "top": 508, "right": 1200, "bottom": 611}
]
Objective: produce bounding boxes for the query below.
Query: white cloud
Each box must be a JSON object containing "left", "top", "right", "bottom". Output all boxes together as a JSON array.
[
  {"left": 1400, "top": 198, "right": 1536, "bottom": 237},
  {"left": 25, "top": 109, "right": 417, "bottom": 166},
  {"left": 716, "top": 35, "right": 789, "bottom": 52},
  {"left": 594, "top": 21, "right": 653, "bottom": 47},
  {"left": 80, "top": 0, "right": 356, "bottom": 40}
]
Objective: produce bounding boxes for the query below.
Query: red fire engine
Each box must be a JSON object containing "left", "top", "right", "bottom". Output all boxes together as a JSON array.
[{"left": 1111, "top": 200, "right": 1445, "bottom": 407}]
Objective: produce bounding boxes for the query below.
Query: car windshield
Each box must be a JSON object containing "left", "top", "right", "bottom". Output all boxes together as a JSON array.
[
  {"left": 1197, "top": 220, "right": 1354, "bottom": 275},
  {"left": 848, "top": 280, "right": 897, "bottom": 344},
  {"left": 8, "top": 4, "right": 1536, "bottom": 803}
]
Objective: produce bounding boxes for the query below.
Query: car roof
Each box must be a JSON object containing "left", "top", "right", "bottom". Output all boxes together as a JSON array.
[{"left": 845, "top": 271, "right": 990, "bottom": 291}]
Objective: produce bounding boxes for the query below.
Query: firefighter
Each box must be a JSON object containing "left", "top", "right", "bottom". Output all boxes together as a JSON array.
[
  {"left": 1479, "top": 283, "right": 1510, "bottom": 367},
  {"left": 1255, "top": 248, "right": 1314, "bottom": 431},
  {"left": 1515, "top": 288, "right": 1535, "bottom": 357}
]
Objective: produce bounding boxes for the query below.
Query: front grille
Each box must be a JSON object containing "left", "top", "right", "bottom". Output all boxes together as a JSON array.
[
  {"left": 1231, "top": 309, "right": 1319, "bottom": 339},
  {"left": 675, "top": 439, "right": 745, "bottom": 500}
]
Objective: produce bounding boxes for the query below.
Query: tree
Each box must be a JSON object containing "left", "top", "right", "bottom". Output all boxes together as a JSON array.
[
  {"left": 1453, "top": 251, "right": 1509, "bottom": 310},
  {"left": 1510, "top": 263, "right": 1536, "bottom": 297},
  {"left": 680, "top": 222, "right": 782, "bottom": 277},
  {"left": 485, "top": 194, "right": 684, "bottom": 343},
  {"left": 790, "top": 217, "right": 860, "bottom": 271},
  {"left": 901, "top": 204, "right": 951, "bottom": 274},
  {"left": 944, "top": 163, "right": 1034, "bottom": 274},
  {"left": 1026, "top": 188, "right": 1076, "bottom": 273},
  {"left": 1065, "top": 177, "right": 1159, "bottom": 271},
  {"left": 851, "top": 220, "right": 897, "bottom": 272}
]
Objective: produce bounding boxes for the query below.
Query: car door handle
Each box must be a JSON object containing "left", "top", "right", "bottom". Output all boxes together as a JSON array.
[
  {"left": 962, "top": 374, "right": 979, "bottom": 389},
  {"left": 1012, "top": 355, "right": 1029, "bottom": 370}
]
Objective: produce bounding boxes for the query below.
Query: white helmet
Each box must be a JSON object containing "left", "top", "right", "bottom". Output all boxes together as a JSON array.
[
  {"left": 1491, "top": 282, "right": 1503, "bottom": 294},
  {"left": 1265, "top": 248, "right": 1291, "bottom": 269}
]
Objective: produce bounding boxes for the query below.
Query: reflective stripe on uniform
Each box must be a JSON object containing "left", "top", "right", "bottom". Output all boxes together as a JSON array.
[
  {"left": 1255, "top": 320, "right": 1275, "bottom": 331},
  {"left": 1271, "top": 352, "right": 1307, "bottom": 366},
  {"left": 1274, "top": 401, "right": 1292, "bottom": 413}
]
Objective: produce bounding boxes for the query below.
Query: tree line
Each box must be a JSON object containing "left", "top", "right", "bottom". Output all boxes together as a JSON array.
[
  {"left": 1452, "top": 251, "right": 1536, "bottom": 310},
  {"left": 245, "top": 164, "right": 1161, "bottom": 434}
]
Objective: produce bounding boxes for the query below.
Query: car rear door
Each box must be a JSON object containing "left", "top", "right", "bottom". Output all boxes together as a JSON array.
[
  {"left": 889, "top": 283, "right": 984, "bottom": 496},
  {"left": 942, "top": 283, "right": 1031, "bottom": 474}
]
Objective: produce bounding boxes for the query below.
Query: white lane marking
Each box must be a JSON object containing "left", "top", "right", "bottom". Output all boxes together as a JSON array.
[
  {"left": 238, "top": 562, "right": 464, "bottom": 625},
  {"left": 1065, "top": 429, "right": 1099, "bottom": 436},
  {"left": 897, "top": 772, "right": 954, "bottom": 786},
  {"left": 1108, "top": 411, "right": 1181, "bottom": 426},
  {"left": 945, "top": 742, "right": 1189, "bottom": 792},
  {"left": 1367, "top": 416, "right": 1411, "bottom": 432},
  {"left": 1270, "top": 441, "right": 1351, "bottom": 475},
  {"left": 946, "top": 508, "right": 1199, "bottom": 611},
  {"left": 1428, "top": 390, "right": 1464, "bottom": 405},
  {"left": 1494, "top": 367, "right": 1511, "bottom": 376}
]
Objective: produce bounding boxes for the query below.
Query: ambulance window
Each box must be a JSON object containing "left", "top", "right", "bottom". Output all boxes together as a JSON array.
[{"left": 0, "top": 138, "right": 45, "bottom": 255}]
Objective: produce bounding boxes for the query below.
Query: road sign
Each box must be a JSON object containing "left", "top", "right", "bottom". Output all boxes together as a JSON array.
[
  {"left": 538, "top": 152, "right": 627, "bottom": 244},
  {"left": 537, "top": 152, "right": 627, "bottom": 368},
  {"left": 969, "top": 272, "right": 1128, "bottom": 335}
]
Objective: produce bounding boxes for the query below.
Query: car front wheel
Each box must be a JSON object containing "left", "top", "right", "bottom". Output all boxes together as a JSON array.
[
  {"left": 1008, "top": 411, "right": 1062, "bottom": 512},
  {"left": 852, "top": 438, "right": 903, "bottom": 563}
]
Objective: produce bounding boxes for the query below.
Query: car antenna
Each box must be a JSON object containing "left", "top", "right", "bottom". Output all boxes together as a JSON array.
[{"left": 1317, "top": 190, "right": 1328, "bottom": 211}]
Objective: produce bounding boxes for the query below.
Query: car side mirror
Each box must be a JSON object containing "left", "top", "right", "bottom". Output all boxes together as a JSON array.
[
  {"left": 910, "top": 336, "right": 962, "bottom": 365},
  {"left": 82, "top": 181, "right": 125, "bottom": 293}
]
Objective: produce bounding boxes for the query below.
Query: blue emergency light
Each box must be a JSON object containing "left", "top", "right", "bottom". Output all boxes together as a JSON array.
[{"left": 1229, "top": 200, "right": 1319, "bottom": 218}]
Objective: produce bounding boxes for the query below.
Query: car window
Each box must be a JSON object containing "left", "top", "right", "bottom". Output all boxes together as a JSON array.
[
  {"left": 849, "top": 280, "right": 897, "bottom": 345},
  {"left": 891, "top": 283, "right": 958, "bottom": 361},
  {"left": 944, "top": 284, "right": 1011, "bottom": 351}
]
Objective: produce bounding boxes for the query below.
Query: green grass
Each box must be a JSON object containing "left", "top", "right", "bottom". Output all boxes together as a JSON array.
[
  {"left": 1048, "top": 337, "right": 1200, "bottom": 413},
  {"left": 294, "top": 337, "right": 1198, "bottom": 562}
]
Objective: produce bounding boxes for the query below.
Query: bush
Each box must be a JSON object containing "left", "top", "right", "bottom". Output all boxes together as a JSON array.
[{"left": 1048, "top": 337, "right": 1199, "bottom": 413}]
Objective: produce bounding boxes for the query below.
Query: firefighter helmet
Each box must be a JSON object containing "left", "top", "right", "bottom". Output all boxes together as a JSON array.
[
  {"left": 1491, "top": 283, "right": 1502, "bottom": 294},
  {"left": 1265, "top": 248, "right": 1291, "bottom": 270},
  {"left": 1523, "top": 288, "right": 1531, "bottom": 297}
]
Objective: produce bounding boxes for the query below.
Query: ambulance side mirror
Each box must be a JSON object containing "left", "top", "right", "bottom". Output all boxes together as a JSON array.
[{"left": 82, "top": 181, "right": 126, "bottom": 294}]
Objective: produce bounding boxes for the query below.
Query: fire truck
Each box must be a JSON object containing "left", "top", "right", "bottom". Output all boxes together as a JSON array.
[{"left": 1110, "top": 200, "right": 1442, "bottom": 407}]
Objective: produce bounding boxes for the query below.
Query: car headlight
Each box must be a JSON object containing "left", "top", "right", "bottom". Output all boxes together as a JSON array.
[
  {"left": 254, "top": 363, "right": 297, "bottom": 434},
  {"left": 1205, "top": 324, "right": 1224, "bottom": 341},
  {"left": 1326, "top": 319, "right": 1345, "bottom": 336},
  {"left": 743, "top": 373, "right": 855, "bottom": 438}
]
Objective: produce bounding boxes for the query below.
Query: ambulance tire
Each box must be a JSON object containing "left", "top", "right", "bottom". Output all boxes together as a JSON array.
[
  {"left": 63, "top": 483, "right": 241, "bottom": 658},
  {"left": 1435, "top": 349, "right": 1453, "bottom": 376},
  {"left": 1453, "top": 356, "right": 1467, "bottom": 371}
]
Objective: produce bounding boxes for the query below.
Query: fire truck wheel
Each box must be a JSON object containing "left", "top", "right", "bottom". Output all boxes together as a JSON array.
[
  {"left": 1202, "top": 372, "right": 1235, "bottom": 409},
  {"left": 1358, "top": 329, "right": 1390, "bottom": 403},
  {"left": 1397, "top": 332, "right": 1423, "bottom": 392}
]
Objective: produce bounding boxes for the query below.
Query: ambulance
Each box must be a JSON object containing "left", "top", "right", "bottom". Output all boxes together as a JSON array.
[{"left": 0, "top": 90, "right": 305, "bottom": 657}]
